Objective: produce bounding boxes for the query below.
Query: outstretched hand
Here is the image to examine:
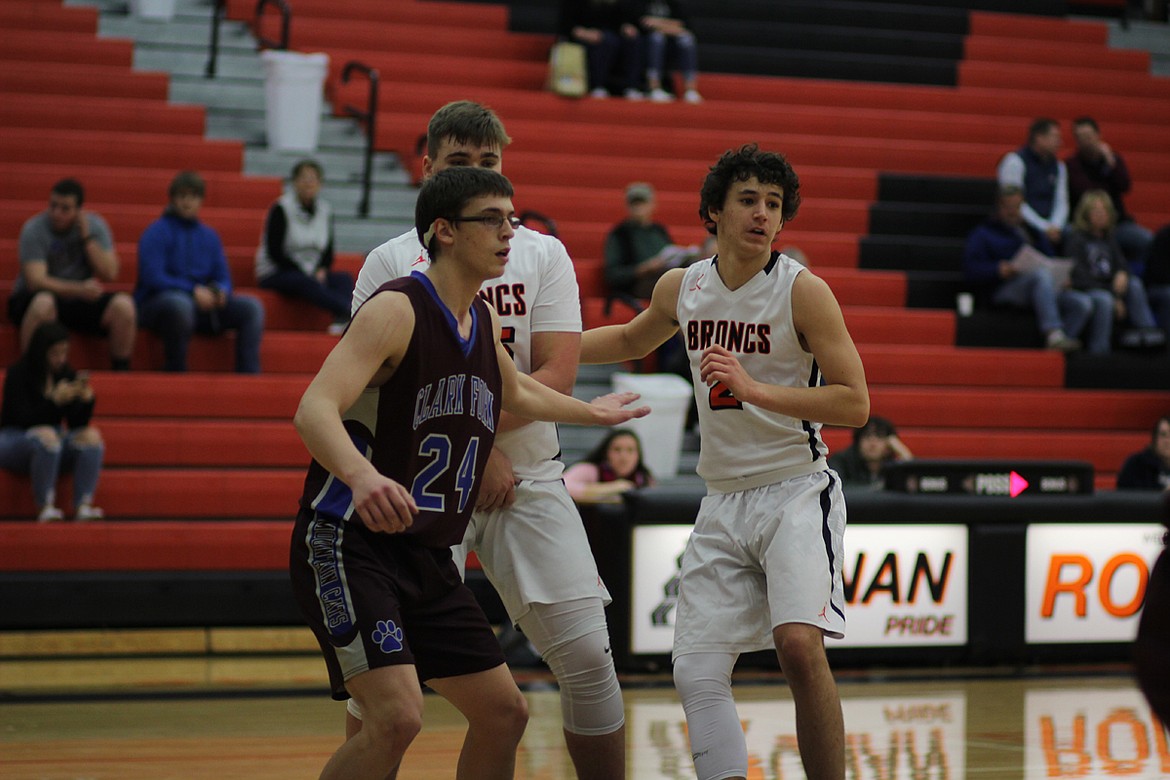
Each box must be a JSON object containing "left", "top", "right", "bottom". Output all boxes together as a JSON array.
[{"left": 589, "top": 391, "right": 651, "bottom": 426}]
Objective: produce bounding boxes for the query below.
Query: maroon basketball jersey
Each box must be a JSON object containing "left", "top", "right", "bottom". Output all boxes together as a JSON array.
[{"left": 299, "top": 273, "right": 502, "bottom": 547}]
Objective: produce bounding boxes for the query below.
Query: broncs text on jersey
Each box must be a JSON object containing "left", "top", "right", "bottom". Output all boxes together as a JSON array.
[{"left": 686, "top": 320, "right": 772, "bottom": 353}]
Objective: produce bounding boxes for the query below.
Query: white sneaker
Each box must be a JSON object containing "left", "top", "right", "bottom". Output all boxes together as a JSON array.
[
  {"left": 623, "top": 88, "right": 644, "bottom": 101},
  {"left": 37, "top": 506, "right": 64, "bottom": 523},
  {"left": 684, "top": 89, "right": 704, "bottom": 104},
  {"left": 589, "top": 88, "right": 608, "bottom": 99},
  {"left": 1045, "top": 330, "right": 1081, "bottom": 352},
  {"left": 648, "top": 87, "right": 673, "bottom": 102},
  {"left": 75, "top": 504, "right": 104, "bottom": 522}
]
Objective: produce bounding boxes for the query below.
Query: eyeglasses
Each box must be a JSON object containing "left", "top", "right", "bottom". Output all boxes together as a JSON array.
[{"left": 450, "top": 214, "right": 522, "bottom": 230}]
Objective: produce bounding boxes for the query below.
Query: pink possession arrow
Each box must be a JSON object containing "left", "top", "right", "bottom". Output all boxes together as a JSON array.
[{"left": 1009, "top": 471, "right": 1029, "bottom": 498}]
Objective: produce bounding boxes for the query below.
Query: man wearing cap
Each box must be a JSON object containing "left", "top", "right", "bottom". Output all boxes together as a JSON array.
[{"left": 604, "top": 182, "right": 697, "bottom": 303}]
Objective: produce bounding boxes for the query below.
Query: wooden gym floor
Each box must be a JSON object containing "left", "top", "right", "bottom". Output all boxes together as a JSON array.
[{"left": 1, "top": 628, "right": 1166, "bottom": 779}]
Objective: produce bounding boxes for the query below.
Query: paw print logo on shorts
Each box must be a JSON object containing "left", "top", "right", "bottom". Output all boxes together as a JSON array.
[{"left": 372, "top": 619, "right": 405, "bottom": 654}]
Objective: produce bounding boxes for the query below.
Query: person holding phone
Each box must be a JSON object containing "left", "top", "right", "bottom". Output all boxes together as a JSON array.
[{"left": 0, "top": 321, "right": 105, "bottom": 521}]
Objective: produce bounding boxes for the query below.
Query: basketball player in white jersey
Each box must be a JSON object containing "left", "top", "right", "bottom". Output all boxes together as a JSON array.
[
  {"left": 348, "top": 101, "right": 626, "bottom": 780},
  {"left": 581, "top": 144, "right": 870, "bottom": 780}
]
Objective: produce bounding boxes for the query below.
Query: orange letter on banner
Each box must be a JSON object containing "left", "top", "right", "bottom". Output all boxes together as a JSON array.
[
  {"left": 1098, "top": 554, "right": 1149, "bottom": 618},
  {"left": 1042, "top": 555, "right": 1093, "bottom": 618}
]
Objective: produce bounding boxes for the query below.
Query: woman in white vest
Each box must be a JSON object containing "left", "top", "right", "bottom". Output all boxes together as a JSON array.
[{"left": 255, "top": 160, "right": 353, "bottom": 333}]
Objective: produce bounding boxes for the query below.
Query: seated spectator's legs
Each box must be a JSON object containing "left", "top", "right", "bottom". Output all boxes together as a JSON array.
[
  {"left": 1115, "top": 220, "right": 1155, "bottom": 271},
  {"left": 991, "top": 268, "right": 1063, "bottom": 337},
  {"left": 673, "top": 32, "right": 698, "bottom": 90},
  {"left": 99, "top": 293, "right": 137, "bottom": 370},
  {"left": 1082, "top": 288, "right": 1115, "bottom": 354},
  {"left": 63, "top": 427, "right": 104, "bottom": 511},
  {"left": 325, "top": 270, "right": 356, "bottom": 306},
  {"left": 645, "top": 31, "right": 698, "bottom": 98},
  {"left": 139, "top": 291, "right": 196, "bottom": 372},
  {"left": 0, "top": 427, "right": 64, "bottom": 510},
  {"left": 14, "top": 291, "right": 58, "bottom": 352},
  {"left": 1125, "top": 276, "right": 1158, "bottom": 330},
  {"left": 587, "top": 32, "right": 621, "bottom": 93},
  {"left": 644, "top": 30, "right": 666, "bottom": 87},
  {"left": 211, "top": 294, "right": 265, "bottom": 374},
  {"left": 1057, "top": 289, "right": 1094, "bottom": 342},
  {"left": 58, "top": 293, "right": 137, "bottom": 371},
  {"left": 619, "top": 32, "right": 642, "bottom": 94},
  {"left": 259, "top": 269, "right": 353, "bottom": 320},
  {"left": 1147, "top": 285, "right": 1170, "bottom": 329}
]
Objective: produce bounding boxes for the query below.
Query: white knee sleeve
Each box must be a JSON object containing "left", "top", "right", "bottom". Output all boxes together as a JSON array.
[
  {"left": 673, "top": 652, "right": 746, "bottom": 780},
  {"left": 519, "top": 599, "right": 624, "bottom": 736},
  {"left": 347, "top": 696, "right": 363, "bottom": 720}
]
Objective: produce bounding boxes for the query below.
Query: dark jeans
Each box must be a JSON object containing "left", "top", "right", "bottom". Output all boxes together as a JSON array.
[
  {"left": 588, "top": 30, "right": 642, "bottom": 93},
  {"left": 140, "top": 290, "right": 265, "bottom": 373},
  {"left": 259, "top": 269, "right": 354, "bottom": 320}
]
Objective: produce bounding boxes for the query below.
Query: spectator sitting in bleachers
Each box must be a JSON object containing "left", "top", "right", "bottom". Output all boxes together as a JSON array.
[
  {"left": 1116, "top": 414, "right": 1170, "bottom": 490},
  {"left": 997, "top": 117, "right": 1069, "bottom": 250},
  {"left": 637, "top": 0, "right": 703, "bottom": 103},
  {"left": 255, "top": 159, "right": 352, "bottom": 336},
  {"left": 1066, "top": 116, "right": 1153, "bottom": 269},
  {"left": 963, "top": 185, "right": 1088, "bottom": 352},
  {"left": 828, "top": 416, "right": 913, "bottom": 490},
  {"left": 135, "top": 171, "right": 265, "bottom": 373},
  {"left": 559, "top": 0, "right": 643, "bottom": 100},
  {"left": 605, "top": 182, "right": 698, "bottom": 305},
  {"left": 0, "top": 321, "right": 104, "bottom": 522},
  {"left": 564, "top": 428, "right": 654, "bottom": 502},
  {"left": 1067, "top": 189, "right": 1164, "bottom": 354},
  {"left": 10, "top": 178, "right": 136, "bottom": 370}
]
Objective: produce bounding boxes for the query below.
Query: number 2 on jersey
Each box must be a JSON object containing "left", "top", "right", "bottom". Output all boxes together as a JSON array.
[
  {"left": 708, "top": 380, "right": 744, "bottom": 410},
  {"left": 410, "top": 434, "right": 481, "bottom": 513}
]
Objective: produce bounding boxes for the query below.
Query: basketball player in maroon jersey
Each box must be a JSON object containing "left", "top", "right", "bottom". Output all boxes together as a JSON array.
[{"left": 290, "top": 167, "right": 647, "bottom": 780}]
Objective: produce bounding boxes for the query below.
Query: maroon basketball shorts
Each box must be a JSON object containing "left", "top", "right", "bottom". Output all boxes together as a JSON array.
[{"left": 290, "top": 508, "right": 506, "bottom": 700}]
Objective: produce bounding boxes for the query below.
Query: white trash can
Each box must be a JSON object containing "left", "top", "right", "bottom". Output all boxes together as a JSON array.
[
  {"left": 260, "top": 50, "right": 330, "bottom": 152},
  {"left": 611, "top": 372, "right": 693, "bottom": 478},
  {"left": 129, "top": 0, "right": 177, "bottom": 20}
]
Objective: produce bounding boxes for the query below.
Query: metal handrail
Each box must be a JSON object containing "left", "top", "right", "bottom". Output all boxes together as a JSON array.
[
  {"left": 341, "top": 60, "right": 380, "bottom": 219},
  {"left": 518, "top": 210, "right": 559, "bottom": 237},
  {"left": 204, "top": 0, "right": 227, "bottom": 78},
  {"left": 254, "top": 0, "right": 291, "bottom": 50}
]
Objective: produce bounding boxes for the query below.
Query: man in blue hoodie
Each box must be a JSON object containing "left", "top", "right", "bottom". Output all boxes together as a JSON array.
[{"left": 136, "top": 171, "right": 265, "bottom": 373}]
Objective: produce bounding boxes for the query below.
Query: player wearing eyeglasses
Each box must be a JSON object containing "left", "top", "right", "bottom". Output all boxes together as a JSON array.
[
  {"left": 350, "top": 102, "right": 628, "bottom": 780},
  {"left": 292, "top": 166, "right": 647, "bottom": 780}
]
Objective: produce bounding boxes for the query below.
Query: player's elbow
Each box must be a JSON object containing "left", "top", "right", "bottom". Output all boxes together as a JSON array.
[
  {"left": 292, "top": 395, "right": 319, "bottom": 440},
  {"left": 845, "top": 392, "right": 871, "bottom": 428}
]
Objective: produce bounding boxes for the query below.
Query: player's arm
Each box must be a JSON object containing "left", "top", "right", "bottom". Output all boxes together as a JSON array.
[
  {"left": 580, "top": 268, "right": 685, "bottom": 364},
  {"left": 491, "top": 308, "right": 649, "bottom": 426},
  {"left": 475, "top": 329, "right": 580, "bottom": 510},
  {"left": 496, "top": 330, "right": 579, "bottom": 434},
  {"left": 294, "top": 292, "right": 419, "bottom": 532},
  {"left": 700, "top": 271, "right": 869, "bottom": 427}
]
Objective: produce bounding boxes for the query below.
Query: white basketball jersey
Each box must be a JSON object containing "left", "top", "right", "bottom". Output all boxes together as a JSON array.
[
  {"left": 676, "top": 252, "right": 829, "bottom": 493},
  {"left": 354, "top": 226, "right": 582, "bottom": 481}
]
